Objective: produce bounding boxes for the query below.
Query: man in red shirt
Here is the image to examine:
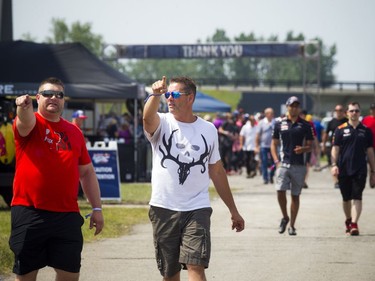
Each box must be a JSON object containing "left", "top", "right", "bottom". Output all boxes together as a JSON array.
[{"left": 10, "top": 77, "right": 104, "bottom": 281}]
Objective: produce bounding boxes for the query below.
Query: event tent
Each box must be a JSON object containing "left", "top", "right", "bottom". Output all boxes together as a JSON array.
[
  {"left": 193, "top": 92, "right": 231, "bottom": 112},
  {"left": 0, "top": 40, "right": 139, "bottom": 99}
]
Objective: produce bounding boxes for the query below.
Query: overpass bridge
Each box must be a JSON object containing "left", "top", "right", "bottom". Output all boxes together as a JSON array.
[{"left": 199, "top": 81, "right": 375, "bottom": 117}]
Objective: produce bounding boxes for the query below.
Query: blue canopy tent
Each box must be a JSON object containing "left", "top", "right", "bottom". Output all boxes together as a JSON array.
[{"left": 193, "top": 92, "right": 231, "bottom": 112}]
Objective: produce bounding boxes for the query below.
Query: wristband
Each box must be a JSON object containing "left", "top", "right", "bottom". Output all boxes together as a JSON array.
[
  {"left": 92, "top": 207, "right": 102, "bottom": 211},
  {"left": 331, "top": 163, "right": 337, "bottom": 167},
  {"left": 144, "top": 93, "right": 163, "bottom": 102}
]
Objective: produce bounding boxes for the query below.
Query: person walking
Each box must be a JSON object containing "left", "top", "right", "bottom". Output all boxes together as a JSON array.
[
  {"left": 218, "top": 113, "right": 238, "bottom": 174},
  {"left": 10, "top": 77, "right": 104, "bottom": 281},
  {"left": 143, "top": 76, "right": 245, "bottom": 281},
  {"left": 331, "top": 102, "right": 375, "bottom": 236},
  {"left": 321, "top": 104, "right": 348, "bottom": 187},
  {"left": 255, "top": 107, "right": 275, "bottom": 184},
  {"left": 271, "top": 96, "right": 314, "bottom": 236},
  {"left": 239, "top": 114, "right": 258, "bottom": 178}
]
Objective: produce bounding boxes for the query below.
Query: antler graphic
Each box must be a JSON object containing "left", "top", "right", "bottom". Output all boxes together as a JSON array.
[{"left": 159, "top": 129, "right": 210, "bottom": 185}]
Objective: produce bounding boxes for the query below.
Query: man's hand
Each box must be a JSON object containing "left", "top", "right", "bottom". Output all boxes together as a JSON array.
[
  {"left": 89, "top": 211, "right": 104, "bottom": 236},
  {"left": 15, "top": 94, "right": 33, "bottom": 109},
  {"left": 152, "top": 76, "right": 167, "bottom": 95},
  {"left": 331, "top": 166, "right": 339, "bottom": 177},
  {"left": 231, "top": 212, "right": 245, "bottom": 232},
  {"left": 370, "top": 172, "right": 375, "bottom": 188}
]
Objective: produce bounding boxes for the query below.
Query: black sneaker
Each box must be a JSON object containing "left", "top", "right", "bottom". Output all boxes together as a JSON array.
[
  {"left": 288, "top": 227, "right": 297, "bottom": 236},
  {"left": 278, "top": 218, "right": 289, "bottom": 234}
]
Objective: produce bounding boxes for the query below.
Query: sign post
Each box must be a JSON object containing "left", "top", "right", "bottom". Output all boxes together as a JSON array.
[{"left": 87, "top": 141, "right": 121, "bottom": 202}]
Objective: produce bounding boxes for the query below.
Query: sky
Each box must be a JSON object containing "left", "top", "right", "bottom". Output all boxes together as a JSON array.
[{"left": 12, "top": 0, "right": 375, "bottom": 82}]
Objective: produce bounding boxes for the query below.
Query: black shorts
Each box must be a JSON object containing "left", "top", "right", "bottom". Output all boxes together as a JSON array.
[
  {"left": 338, "top": 174, "right": 366, "bottom": 201},
  {"left": 9, "top": 206, "right": 84, "bottom": 275}
]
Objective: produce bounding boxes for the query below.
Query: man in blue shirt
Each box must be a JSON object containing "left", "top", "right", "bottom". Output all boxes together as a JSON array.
[
  {"left": 255, "top": 108, "right": 275, "bottom": 184},
  {"left": 271, "top": 96, "right": 314, "bottom": 236}
]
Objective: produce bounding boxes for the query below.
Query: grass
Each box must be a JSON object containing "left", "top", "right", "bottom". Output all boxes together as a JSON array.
[{"left": 201, "top": 88, "right": 242, "bottom": 112}]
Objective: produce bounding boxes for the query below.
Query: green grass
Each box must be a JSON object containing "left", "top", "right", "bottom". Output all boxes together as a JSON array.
[{"left": 201, "top": 88, "right": 242, "bottom": 111}]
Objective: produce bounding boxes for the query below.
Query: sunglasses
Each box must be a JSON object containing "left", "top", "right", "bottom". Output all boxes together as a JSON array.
[
  {"left": 39, "top": 90, "right": 65, "bottom": 99},
  {"left": 348, "top": 109, "right": 360, "bottom": 113},
  {"left": 164, "top": 91, "right": 190, "bottom": 99}
]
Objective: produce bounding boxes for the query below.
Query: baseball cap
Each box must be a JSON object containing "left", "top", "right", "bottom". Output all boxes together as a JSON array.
[
  {"left": 370, "top": 103, "right": 375, "bottom": 109},
  {"left": 72, "top": 110, "right": 87, "bottom": 119},
  {"left": 286, "top": 96, "right": 300, "bottom": 106}
]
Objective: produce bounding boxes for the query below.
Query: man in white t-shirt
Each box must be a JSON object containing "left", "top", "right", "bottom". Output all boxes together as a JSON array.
[
  {"left": 240, "top": 114, "right": 258, "bottom": 178},
  {"left": 143, "top": 76, "right": 245, "bottom": 281}
]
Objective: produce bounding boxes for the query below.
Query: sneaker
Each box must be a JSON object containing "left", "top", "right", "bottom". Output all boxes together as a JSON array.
[
  {"left": 288, "top": 227, "right": 297, "bottom": 236},
  {"left": 270, "top": 178, "right": 274, "bottom": 184},
  {"left": 350, "top": 223, "right": 359, "bottom": 236},
  {"left": 345, "top": 218, "right": 351, "bottom": 234},
  {"left": 278, "top": 218, "right": 289, "bottom": 234}
]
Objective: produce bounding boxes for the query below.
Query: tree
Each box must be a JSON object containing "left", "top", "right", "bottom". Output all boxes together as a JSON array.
[
  {"left": 196, "top": 29, "right": 231, "bottom": 83},
  {"left": 37, "top": 19, "right": 337, "bottom": 87},
  {"left": 261, "top": 31, "right": 337, "bottom": 87},
  {"left": 229, "top": 32, "right": 261, "bottom": 85},
  {"left": 46, "top": 18, "right": 103, "bottom": 57}
]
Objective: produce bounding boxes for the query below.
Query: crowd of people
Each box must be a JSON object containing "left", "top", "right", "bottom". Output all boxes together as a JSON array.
[
  {"left": 96, "top": 111, "right": 144, "bottom": 144},
  {"left": 7, "top": 74, "right": 375, "bottom": 281},
  {"left": 209, "top": 102, "right": 374, "bottom": 185},
  {"left": 208, "top": 99, "right": 375, "bottom": 238}
]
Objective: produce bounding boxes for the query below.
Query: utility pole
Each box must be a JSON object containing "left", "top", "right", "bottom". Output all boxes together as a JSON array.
[{"left": 0, "top": 0, "right": 13, "bottom": 41}]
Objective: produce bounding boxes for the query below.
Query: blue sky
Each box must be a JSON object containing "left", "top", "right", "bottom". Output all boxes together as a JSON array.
[{"left": 13, "top": 0, "right": 375, "bottom": 82}]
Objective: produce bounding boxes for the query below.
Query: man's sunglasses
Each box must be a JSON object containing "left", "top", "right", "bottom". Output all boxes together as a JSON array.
[
  {"left": 348, "top": 109, "right": 360, "bottom": 113},
  {"left": 39, "top": 90, "right": 65, "bottom": 99},
  {"left": 144, "top": 91, "right": 190, "bottom": 102},
  {"left": 164, "top": 91, "right": 190, "bottom": 99}
]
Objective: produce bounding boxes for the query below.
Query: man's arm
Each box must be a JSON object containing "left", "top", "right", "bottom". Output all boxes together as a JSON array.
[
  {"left": 330, "top": 145, "right": 340, "bottom": 177},
  {"left": 143, "top": 76, "right": 167, "bottom": 136},
  {"left": 271, "top": 138, "right": 280, "bottom": 164},
  {"left": 294, "top": 139, "right": 313, "bottom": 154},
  {"left": 255, "top": 130, "right": 261, "bottom": 154},
  {"left": 366, "top": 147, "right": 375, "bottom": 187},
  {"left": 79, "top": 163, "right": 104, "bottom": 235},
  {"left": 15, "top": 94, "right": 36, "bottom": 137},
  {"left": 209, "top": 161, "right": 245, "bottom": 232}
]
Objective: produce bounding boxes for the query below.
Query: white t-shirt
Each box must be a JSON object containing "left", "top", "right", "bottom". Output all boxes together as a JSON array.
[
  {"left": 145, "top": 112, "right": 221, "bottom": 211},
  {"left": 239, "top": 121, "right": 257, "bottom": 151}
]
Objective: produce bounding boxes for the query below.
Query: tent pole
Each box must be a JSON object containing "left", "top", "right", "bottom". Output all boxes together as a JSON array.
[{"left": 133, "top": 98, "right": 138, "bottom": 182}]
